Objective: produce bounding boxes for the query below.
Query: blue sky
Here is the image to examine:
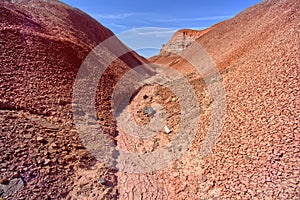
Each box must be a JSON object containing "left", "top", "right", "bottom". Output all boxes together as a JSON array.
[{"left": 61, "top": 0, "right": 262, "bottom": 57}]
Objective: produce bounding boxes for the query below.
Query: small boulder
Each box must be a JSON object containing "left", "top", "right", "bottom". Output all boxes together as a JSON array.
[
  {"left": 164, "top": 126, "right": 171, "bottom": 134},
  {"left": 0, "top": 178, "right": 24, "bottom": 198},
  {"left": 143, "top": 107, "right": 156, "bottom": 116},
  {"left": 99, "top": 177, "right": 106, "bottom": 185}
]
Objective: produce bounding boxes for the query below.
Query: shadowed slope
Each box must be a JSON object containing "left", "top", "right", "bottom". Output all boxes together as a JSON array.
[{"left": 0, "top": 0, "right": 153, "bottom": 199}]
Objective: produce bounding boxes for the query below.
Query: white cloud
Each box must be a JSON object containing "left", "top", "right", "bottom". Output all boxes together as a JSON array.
[
  {"left": 93, "top": 12, "right": 155, "bottom": 20},
  {"left": 125, "top": 27, "right": 177, "bottom": 37},
  {"left": 155, "top": 15, "right": 233, "bottom": 22},
  {"left": 104, "top": 23, "right": 127, "bottom": 29},
  {"left": 188, "top": 26, "right": 208, "bottom": 30},
  {"left": 117, "top": 27, "right": 178, "bottom": 57},
  {"left": 94, "top": 13, "right": 136, "bottom": 19}
]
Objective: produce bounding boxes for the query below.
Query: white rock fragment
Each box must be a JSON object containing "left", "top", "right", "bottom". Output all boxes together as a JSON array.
[{"left": 164, "top": 126, "right": 171, "bottom": 134}]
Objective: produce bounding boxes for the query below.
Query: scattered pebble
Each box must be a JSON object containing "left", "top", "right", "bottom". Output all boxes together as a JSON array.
[
  {"left": 36, "top": 137, "right": 47, "bottom": 144},
  {"left": 143, "top": 107, "right": 156, "bottom": 116},
  {"left": 44, "top": 159, "right": 51, "bottom": 166},
  {"left": 0, "top": 178, "right": 8, "bottom": 185},
  {"left": 164, "top": 126, "right": 171, "bottom": 134},
  {"left": 99, "top": 177, "right": 106, "bottom": 185}
]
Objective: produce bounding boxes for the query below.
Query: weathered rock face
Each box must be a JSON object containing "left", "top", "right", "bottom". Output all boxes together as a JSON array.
[
  {"left": 159, "top": 24, "right": 220, "bottom": 56},
  {"left": 160, "top": 29, "right": 203, "bottom": 55}
]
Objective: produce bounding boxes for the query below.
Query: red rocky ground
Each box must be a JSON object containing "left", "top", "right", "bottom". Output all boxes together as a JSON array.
[
  {"left": 0, "top": 0, "right": 299, "bottom": 199},
  {"left": 120, "top": 0, "right": 300, "bottom": 199},
  {"left": 0, "top": 0, "right": 153, "bottom": 199}
]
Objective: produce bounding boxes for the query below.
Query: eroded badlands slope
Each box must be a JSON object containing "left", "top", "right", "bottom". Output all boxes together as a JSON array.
[
  {"left": 0, "top": 0, "right": 153, "bottom": 199},
  {"left": 0, "top": 0, "right": 299, "bottom": 199},
  {"left": 120, "top": 0, "right": 299, "bottom": 199}
]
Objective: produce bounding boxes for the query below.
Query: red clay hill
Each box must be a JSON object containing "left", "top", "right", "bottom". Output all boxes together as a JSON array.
[
  {"left": 0, "top": 0, "right": 153, "bottom": 199},
  {"left": 1, "top": 0, "right": 299, "bottom": 199},
  {"left": 144, "top": 0, "right": 299, "bottom": 199}
]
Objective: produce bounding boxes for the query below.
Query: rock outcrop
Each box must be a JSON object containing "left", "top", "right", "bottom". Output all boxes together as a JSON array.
[{"left": 159, "top": 23, "right": 221, "bottom": 56}]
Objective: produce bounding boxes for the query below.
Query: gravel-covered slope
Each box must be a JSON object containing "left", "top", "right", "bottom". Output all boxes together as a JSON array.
[
  {"left": 120, "top": 0, "right": 300, "bottom": 199},
  {"left": 0, "top": 0, "right": 152, "bottom": 199}
]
